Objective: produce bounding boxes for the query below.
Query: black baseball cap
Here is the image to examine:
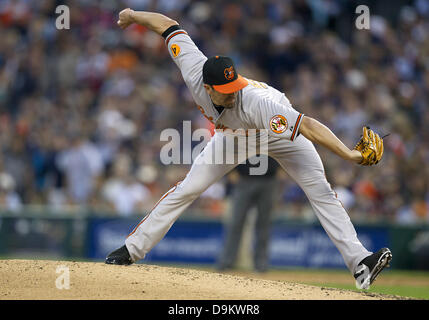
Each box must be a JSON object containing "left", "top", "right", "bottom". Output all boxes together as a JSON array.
[{"left": 203, "top": 56, "right": 248, "bottom": 94}]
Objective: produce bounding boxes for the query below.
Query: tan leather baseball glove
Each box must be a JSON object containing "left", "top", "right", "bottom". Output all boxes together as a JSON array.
[{"left": 354, "top": 126, "right": 384, "bottom": 166}]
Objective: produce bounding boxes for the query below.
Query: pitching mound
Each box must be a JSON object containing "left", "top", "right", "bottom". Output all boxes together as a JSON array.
[{"left": 0, "top": 259, "right": 402, "bottom": 300}]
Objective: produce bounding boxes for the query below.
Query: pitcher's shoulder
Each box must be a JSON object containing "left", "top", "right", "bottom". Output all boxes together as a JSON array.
[
  {"left": 241, "top": 83, "right": 289, "bottom": 109},
  {"left": 241, "top": 83, "right": 269, "bottom": 102},
  {"left": 241, "top": 85, "right": 263, "bottom": 112}
]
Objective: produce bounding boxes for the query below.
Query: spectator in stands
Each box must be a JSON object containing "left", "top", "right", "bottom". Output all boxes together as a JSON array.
[
  {"left": 0, "top": 170, "right": 22, "bottom": 212},
  {"left": 56, "top": 133, "right": 103, "bottom": 206},
  {"left": 0, "top": 0, "right": 427, "bottom": 224},
  {"left": 101, "top": 153, "right": 151, "bottom": 216}
]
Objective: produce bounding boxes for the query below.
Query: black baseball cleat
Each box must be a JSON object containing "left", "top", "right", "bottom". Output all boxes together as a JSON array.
[
  {"left": 105, "top": 245, "right": 133, "bottom": 265},
  {"left": 354, "top": 247, "right": 392, "bottom": 289}
]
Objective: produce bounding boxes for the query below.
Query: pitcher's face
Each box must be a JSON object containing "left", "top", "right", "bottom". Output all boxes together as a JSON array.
[{"left": 204, "top": 85, "right": 237, "bottom": 108}]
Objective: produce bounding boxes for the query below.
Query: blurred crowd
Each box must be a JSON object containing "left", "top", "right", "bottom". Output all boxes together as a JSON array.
[{"left": 0, "top": 0, "right": 428, "bottom": 225}]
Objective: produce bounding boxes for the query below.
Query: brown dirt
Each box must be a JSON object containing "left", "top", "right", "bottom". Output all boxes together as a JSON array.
[{"left": 0, "top": 259, "right": 404, "bottom": 300}]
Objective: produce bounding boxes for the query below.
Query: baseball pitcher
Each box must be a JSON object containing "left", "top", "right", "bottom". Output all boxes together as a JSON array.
[{"left": 106, "top": 8, "right": 391, "bottom": 290}]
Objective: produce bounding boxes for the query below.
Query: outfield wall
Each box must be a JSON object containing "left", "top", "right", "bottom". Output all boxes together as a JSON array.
[{"left": 0, "top": 212, "right": 428, "bottom": 270}]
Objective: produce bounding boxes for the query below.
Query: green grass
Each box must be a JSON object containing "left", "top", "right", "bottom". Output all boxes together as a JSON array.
[
  {"left": 311, "top": 282, "right": 429, "bottom": 300},
  {"left": 279, "top": 268, "right": 429, "bottom": 300},
  {"left": 381, "top": 269, "right": 429, "bottom": 278}
]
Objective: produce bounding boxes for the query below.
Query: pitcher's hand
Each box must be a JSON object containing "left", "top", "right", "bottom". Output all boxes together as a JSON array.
[{"left": 117, "top": 8, "right": 135, "bottom": 29}]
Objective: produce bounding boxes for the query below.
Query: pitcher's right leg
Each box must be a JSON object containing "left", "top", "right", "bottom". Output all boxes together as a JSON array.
[{"left": 124, "top": 132, "right": 239, "bottom": 262}]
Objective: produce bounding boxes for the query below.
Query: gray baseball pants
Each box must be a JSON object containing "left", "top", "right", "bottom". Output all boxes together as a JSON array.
[{"left": 125, "top": 131, "right": 371, "bottom": 274}]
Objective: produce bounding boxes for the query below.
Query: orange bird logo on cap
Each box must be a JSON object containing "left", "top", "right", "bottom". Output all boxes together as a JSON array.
[{"left": 224, "top": 66, "right": 235, "bottom": 80}]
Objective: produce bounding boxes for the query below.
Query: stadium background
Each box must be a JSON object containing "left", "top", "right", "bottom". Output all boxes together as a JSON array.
[{"left": 0, "top": 0, "right": 429, "bottom": 298}]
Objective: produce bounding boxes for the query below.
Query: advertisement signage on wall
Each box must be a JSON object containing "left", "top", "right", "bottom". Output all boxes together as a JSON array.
[
  {"left": 0, "top": 213, "right": 425, "bottom": 270},
  {"left": 269, "top": 225, "right": 389, "bottom": 268},
  {"left": 88, "top": 218, "right": 390, "bottom": 269},
  {"left": 88, "top": 218, "right": 225, "bottom": 264}
]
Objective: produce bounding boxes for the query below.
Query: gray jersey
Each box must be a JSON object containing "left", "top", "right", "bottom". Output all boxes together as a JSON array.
[{"left": 165, "top": 28, "right": 304, "bottom": 141}]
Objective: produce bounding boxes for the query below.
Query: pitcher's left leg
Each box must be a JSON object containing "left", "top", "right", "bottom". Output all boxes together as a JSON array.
[{"left": 269, "top": 136, "right": 371, "bottom": 273}]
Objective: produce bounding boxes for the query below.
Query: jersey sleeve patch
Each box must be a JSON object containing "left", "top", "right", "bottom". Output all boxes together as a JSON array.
[
  {"left": 270, "top": 115, "right": 288, "bottom": 134},
  {"left": 171, "top": 44, "right": 181, "bottom": 57}
]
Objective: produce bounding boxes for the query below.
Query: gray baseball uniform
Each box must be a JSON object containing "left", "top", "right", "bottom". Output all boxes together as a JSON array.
[{"left": 125, "top": 28, "right": 371, "bottom": 274}]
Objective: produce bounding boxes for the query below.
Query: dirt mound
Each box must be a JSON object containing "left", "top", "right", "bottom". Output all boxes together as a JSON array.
[{"left": 0, "top": 259, "right": 402, "bottom": 300}]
